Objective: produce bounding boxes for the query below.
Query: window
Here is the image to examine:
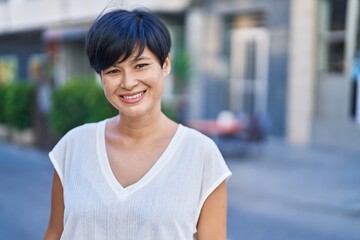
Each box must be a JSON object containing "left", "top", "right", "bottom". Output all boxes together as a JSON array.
[
  {"left": 350, "top": 3, "right": 360, "bottom": 122},
  {"left": 0, "top": 55, "right": 18, "bottom": 83},
  {"left": 319, "top": 0, "right": 348, "bottom": 73},
  {"left": 328, "top": 0, "right": 347, "bottom": 31}
]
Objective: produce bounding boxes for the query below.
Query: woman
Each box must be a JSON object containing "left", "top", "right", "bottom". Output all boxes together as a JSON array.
[{"left": 44, "top": 8, "right": 232, "bottom": 240}]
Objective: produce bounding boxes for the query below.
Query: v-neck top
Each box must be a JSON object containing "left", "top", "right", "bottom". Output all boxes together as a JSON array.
[
  {"left": 97, "top": 119, "right": 184, "bottom": 196},
  {"left": 49, "top": 119, "right": 232, "bottom": 240}
]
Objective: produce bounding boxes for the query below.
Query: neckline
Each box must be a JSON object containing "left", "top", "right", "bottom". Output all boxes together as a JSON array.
[{"left": 96, "top": 119, "right": 184, "bottom": 197}]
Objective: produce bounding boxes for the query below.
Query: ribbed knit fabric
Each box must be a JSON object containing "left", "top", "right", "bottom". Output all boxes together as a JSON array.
[{"left": 49, "top": 119, "right": 232, "bottom": 240}]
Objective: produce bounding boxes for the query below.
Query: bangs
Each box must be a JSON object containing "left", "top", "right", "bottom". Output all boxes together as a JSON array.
[
  {"left": 87, "top": 11, "right": 147, "bottom": 73},
  {"left": 86, "top": 9, "right": 171, "bottom": 74}
]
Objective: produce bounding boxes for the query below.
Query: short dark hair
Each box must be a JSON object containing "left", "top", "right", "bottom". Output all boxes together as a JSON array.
[{"left": 86, "top": 9, "right": 171, "bottom": 74}]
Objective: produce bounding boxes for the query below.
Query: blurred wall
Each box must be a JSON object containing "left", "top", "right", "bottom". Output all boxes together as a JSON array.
[
  {"left": 288, "top": 0, "right": 360, "bottom": 152},
  {"left": 0, "top": 31, "right": 42, "bottom": 80},
  {"left": 185, "top": 0, "right": 290, "bottom": 136}
]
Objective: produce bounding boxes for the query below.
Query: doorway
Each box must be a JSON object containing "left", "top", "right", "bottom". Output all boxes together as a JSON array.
[{"left": 229, "top": 28, "right": 269, "bottom": 117}]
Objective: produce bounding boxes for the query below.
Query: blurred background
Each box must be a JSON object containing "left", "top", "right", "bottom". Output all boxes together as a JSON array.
[{"left": 0, "top": 0, "right": 360, "bottom": 239}]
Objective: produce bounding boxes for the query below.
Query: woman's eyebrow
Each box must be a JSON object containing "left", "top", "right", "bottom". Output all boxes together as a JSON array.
[
  {"left": 131, "top": 56, "right": 152, "bottom": 62},
  {"left": 112, "top": 56, "right": 152, "bottom": 67}
]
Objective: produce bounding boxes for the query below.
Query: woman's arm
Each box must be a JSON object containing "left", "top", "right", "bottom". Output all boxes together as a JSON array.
[
  {"left": 44, "top": 171, "right": 64, "bottom": 240},
  {"left": 197, "top": 181, "right": 228, "bottom": 240}
]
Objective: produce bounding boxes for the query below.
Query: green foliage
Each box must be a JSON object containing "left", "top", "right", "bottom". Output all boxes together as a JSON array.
[
  {"left": 162, "top": 102, "right": 177, "bottom": 121},
  {"left": 49, "top": 77, "right": 117, "bottom": 138},
  {"left": 0, "top": 83, "right": 10, "bottom": 123},
  {"left": 3, "top": 81, "right": 35, "bottom": 130},
  {"left": 172, "top": 50, "right": 191, "bottom": 94}
]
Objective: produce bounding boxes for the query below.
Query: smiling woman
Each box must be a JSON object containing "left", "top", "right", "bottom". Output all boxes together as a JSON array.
[
  {"left": 100, "top": 47, "right": 169, "bottom": 119},
  {"left": 44, "top": 8, "right": 232, "bottom": 240}
]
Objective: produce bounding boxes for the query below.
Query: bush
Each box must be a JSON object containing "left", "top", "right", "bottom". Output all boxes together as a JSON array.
[
  {"left": 0, "top": 83, "right": 10, "bottom": 124},
  {"left": 49, "top": 77, "right": 117, "bottom": 138},
  {"left": 162, "top": 102, "right": 177, "bottom": 121},
  {"left": 3, "top": 81, "right": 35, "bottom": 130},
  {"left": 172, "top": 50, "right": 191, "bottom": 94}
]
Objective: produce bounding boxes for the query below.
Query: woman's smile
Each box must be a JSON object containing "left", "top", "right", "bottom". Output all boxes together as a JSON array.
[{"left": 119, "top": 90, "right": 147, "bottom": 104}]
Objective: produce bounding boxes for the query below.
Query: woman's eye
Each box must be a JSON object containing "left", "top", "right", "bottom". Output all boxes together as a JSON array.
[
  {"left": 106, "top": 69, "right": 120, "bottom": 74},
  {"left": 135, "top": 63, "right": 149, "bottom": 69}
]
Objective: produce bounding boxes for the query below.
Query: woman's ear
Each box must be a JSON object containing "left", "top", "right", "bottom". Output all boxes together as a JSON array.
[{"left": 162, "top": 53, "right": 171, "bottom": 76}]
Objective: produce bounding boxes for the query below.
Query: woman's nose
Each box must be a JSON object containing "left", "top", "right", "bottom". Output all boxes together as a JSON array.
[{"left": 121, "top": 72, "right": 139, "bottom": 89}]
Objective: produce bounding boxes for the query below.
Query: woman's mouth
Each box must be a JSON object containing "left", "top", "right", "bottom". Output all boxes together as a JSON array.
[{"left": 120, "top": 90, "right": 146, "bottom": 104}]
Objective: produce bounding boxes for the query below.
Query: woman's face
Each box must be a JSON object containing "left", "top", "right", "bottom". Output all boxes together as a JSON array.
[{"left": 100, "top": 47, "right": 171, "bottom": 119}]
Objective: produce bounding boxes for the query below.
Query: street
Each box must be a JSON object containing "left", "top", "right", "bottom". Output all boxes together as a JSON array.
[
  {"left": 1, "top": 139, "right": 360, "bottom": 240},
  {"left": 226, "top": 140, "right": 360, "bottom": 240},
  {"left": 227, "top": 168, "right": 360, "bottom": 240},
  {"left": 0, "top": 142, "right": 52, "bottom": 239}
]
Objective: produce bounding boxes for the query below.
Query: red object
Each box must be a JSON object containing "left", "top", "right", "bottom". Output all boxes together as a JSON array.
[{"left": 186, "top": 120, "right": 244, "bottom": 136}]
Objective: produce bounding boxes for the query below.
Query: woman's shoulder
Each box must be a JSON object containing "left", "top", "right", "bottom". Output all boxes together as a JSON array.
[
  {"left": 181, "top": 125, "right": 218, "bottom": 148},
  {"left": 70, "top": 121, "right": 99, "bottom": 134},
  {"left": 51, "top": 120, "right": 105, "bottom": 154},
  {"left": 179, "top": 125, "right": 225, "bottom": 167},
  {"left": 61, "top": 120, "right": 104, "bottom": 142}
]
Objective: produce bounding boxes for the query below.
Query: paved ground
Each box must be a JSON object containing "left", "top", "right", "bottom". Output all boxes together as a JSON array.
[
  {"left": 0, "top": 142, "right": 53, "bottom": 239},
  {"left": 226, "top": 139, "right": 360, "bottom": 216},
  {"left": 225, "top": 138, "right": 360, "bottom": 239},
  {"left": 0, "top": 138, "right": 360, "bottom": 239}
]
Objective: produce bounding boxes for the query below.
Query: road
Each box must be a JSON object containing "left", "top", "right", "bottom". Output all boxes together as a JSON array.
[
  {"left": 0, "top": 142, "right": 52, "bottom": 239},
  {"left": 225, "top": 140, "right": 360, "bottom": 240}
]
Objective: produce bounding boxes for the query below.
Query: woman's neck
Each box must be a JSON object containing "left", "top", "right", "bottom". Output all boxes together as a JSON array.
[{"left": 113, "top": 112, "right": 170, "bottom": 141}]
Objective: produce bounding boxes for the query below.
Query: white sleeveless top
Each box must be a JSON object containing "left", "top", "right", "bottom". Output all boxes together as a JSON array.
[{"left": 49, "top": 119, "right": 232, "bottom": 240}]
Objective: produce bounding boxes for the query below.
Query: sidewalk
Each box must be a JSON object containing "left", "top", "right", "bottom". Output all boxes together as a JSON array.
[
  {"left": 0, "top": 141, "right": 53, "bottom": 240},
  {"left": 226, "top": 137, "right": 360, "bottom": 217}
]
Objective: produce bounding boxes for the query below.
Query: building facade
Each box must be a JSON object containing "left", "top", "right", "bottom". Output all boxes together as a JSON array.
[
  {"left": 287, "top": 0, "right": 360, "bottom": 151},
  {"left": 185, "top": 0, "right": 290, "bottom": 138},
  {"left": 0, "top": 0, "right": 189, "bottom": 85}
]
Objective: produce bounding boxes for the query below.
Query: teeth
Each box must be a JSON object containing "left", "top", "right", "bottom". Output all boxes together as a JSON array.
[{"left": 123, "top": 91, "right": 144, "bottom": 100}]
